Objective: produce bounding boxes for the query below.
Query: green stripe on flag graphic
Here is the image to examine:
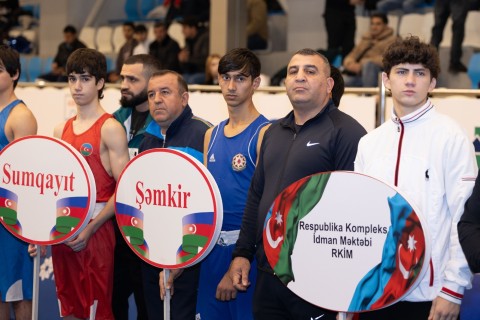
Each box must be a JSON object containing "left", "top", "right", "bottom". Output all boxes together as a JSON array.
[
  {"left": 122, "top": 226, "right": 144, "bottom": 245},
  {"left": 0, "top": 207, "right": 17, "bottom": 225},
  {"left": 182, "top": 234, "right": 208, "bottom": 254},
  {"left": 276, "top": 173, "right": 330, "bottom": 284},
  {"left": 56, "top": 216, "right": 80, "bottom": 234}
]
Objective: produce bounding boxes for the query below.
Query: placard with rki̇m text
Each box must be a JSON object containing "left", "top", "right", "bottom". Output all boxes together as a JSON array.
[{"left": 263, "top": 171, "right": 430, "bottom": 313}]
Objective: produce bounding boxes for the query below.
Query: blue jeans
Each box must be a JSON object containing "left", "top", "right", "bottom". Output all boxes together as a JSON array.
[
  {"left": 376, "top": 0, "right": 426, "bottom": 13},
  {"left": 343, "top": 61, "right": 382, "bottom": 87}
]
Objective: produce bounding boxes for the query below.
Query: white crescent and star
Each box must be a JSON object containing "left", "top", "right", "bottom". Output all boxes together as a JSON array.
[{"left": 265, "top": 211, "right": 284, "bottom": 249}]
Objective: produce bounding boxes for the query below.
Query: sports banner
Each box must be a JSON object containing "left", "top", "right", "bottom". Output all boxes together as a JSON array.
[
  {"left": 115, "top": 148, "right": 223, "bottom": 269},
  {"left": 0, "top": 135, "right": 96, "bottom": 245},
  {"left": 263, "top": 171, "right": 430, "bottom": 313}
]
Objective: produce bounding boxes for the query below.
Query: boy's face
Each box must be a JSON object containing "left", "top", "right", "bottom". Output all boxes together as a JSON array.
[
  {"left": 383, "top": 63, "right": 436, "bottom": 116},
  {"left": 68, "top": 72, "right": 103, "bottom": 106},
  {"left": 218, "top": 68, "right": 259, "bottom": 108}
]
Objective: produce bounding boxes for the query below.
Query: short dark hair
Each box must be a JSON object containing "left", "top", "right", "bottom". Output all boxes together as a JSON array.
[
  {"left": 154, "top": 21, "right": 167, "bottom": 29},
  {"left": 66, "top": 48, "right": 107, "bottom": 99},
  {"left": 150, "top": 70, "right": 188, "bottom": 94},
  {"left": 383, "top": 36, "right": 440, "bottom": 79},
  {"left": 0, "top": 44, "right": 21, "bottom": 88},
  {"left": 370, "top": 12, "right": 388, "bottom": 24},
  {"left": 218, "top": 48, "right": 261, "bottom": 80},
  {"left": 134, "top": 24, "right": 147, "bottom": 34},
  {"left": 123, "top": 22, "right": 135, "bottom": 29},
  {"left": 181, "top": 16, "right": 199, "bottom": 28},
  {"left": 124, "top": 54, "right": 162, "bottom": 78},
  {"left": 293, "top": 48, "right": 331, "bottom": 76},
  {"left": 330, "top": 66, "right": 344, "bottom": 107},
  {"left": 63, "top": 25, "right": 77, "bottom": 34}
]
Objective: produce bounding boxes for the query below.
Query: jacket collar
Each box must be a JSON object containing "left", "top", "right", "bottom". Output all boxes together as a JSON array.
[
  {"left": 280, "top": 100, "right": 336, "bottom": 130},
  {"left": 391, "top": 99, "right": 434, "bottom": 125},
  {"left": 145, "top": 105, "right": 193, "bottom": 139}
]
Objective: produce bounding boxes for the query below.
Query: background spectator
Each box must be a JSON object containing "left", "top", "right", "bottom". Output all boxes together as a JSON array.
[
  {"left": 178, "top": 16, "right": 209, "bottom": 84},
  {"left": 247, "top": 0, "right": 269, "bottom": 50},
  {"left": 132, "top": 24, "right": 149, "bottom": 55},
  {"left": 38, "top": 25, "right": 86, "bottom": 82},
  {"left": 149, "top": 21, "right": 181, "bottom": 72},
  {"left": 204, "top": 53, "right": 220, "bottom": 85},
  {"left": 108, "top": 22, "right": 137, "bottom": 83},
  {"left": 430, "top": 0, "right": 470, "bottom": 73},
  {"left": 342, "top": 12, "right": 398, "bottom": 87}
]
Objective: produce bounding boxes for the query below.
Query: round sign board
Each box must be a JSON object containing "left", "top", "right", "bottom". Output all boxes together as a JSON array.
[
  {"left": 115, "top": 148, "right": 223, "bottom": 269},
  {"left": 0, "top": 135, "right": 96, "bottom": 245},
  {"left": 263, "top": 171, "right": 430, "bottom": 313}
]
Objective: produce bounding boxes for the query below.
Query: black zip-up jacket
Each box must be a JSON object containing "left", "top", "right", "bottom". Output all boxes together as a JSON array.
[
  {"left": 458, "top": 168, "right": 480, "bottom": 273},
  {"left": 232, "top": 101, "right": 367, "bottom": 272},
  {"left": 138, "top": 105, "right": 211, "bottom": 161}
]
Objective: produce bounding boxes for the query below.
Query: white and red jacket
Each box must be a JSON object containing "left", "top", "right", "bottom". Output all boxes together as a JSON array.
[{"left": 355, "top": 99, "right": 477, "bottom": 304}]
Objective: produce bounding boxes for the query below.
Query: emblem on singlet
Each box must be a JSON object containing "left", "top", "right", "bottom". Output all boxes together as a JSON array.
[
  {"left": 231, "top": 153, "right": 247, "bottom": 172},
  {"left": 80, "top": 143, "right": 93, "bottom": 156}
]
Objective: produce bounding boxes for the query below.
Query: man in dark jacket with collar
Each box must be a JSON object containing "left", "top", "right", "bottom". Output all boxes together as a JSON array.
[
  {"left": 111, "top": 53, "right": 162, "bottom": 320},
  {"left": 139, "top": 69, "right": 211, "bottom": 319},
  {"left": 227, "top": 48, "right": 367, "bottom": 320}
]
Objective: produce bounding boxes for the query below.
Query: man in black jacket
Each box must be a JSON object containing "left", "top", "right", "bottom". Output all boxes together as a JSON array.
[
  {"left": 459, "top": 169, "right": 480, "bottom": 273},
  {"left": 149, "top": 21, "right": 181, "bottom": 72},
  {"left": 227, "top": 48, "right": 367, "bottom": 319}
]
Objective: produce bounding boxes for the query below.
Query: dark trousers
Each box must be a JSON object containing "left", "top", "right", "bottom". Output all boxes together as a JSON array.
[
  {"left": 142, "top": 262, "right": 200, "bottom": 320},
  {"left": 112, "top": 223, "right": 149, "bottom": 320},
  {"left": 430, "top": 0, "right": 469, "bottom": 65},
  {"left": 252, "top": 269, "right": 337, "bottom": 320},
  {"left": 324, "top": 8, "right": 356, "bottom": 59}
]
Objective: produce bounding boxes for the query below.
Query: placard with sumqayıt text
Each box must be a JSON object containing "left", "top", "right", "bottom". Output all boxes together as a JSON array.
[{"left": 0, "top": 135, "right": 96, "bottom": 245}]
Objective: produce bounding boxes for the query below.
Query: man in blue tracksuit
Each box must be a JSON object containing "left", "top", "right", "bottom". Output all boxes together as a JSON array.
[{"left": 139, "top": 69, "right": 211, "bottom": 320}]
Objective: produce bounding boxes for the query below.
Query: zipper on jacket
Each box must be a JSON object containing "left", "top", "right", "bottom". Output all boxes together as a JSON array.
[
  {"left": 394, "top": 120, "right": 404, "bottom": 187},
  {"left": 429, "top": 258, "right": 434, "bottom": 286},
  {"left": 162, "top": 132, "right": 167, "bottom": 148}
]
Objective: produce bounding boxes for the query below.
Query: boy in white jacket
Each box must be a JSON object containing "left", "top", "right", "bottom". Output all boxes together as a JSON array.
[{"left": 354, "top": 36, "right": 477, "bottom": 320}]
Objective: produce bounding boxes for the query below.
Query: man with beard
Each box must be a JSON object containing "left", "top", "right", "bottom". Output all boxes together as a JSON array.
[{"left": 111, "top": 53, "right": 162, "bottom": 320}]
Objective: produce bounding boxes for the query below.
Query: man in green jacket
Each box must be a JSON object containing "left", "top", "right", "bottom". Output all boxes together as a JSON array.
[{"left": 112, "top": 53, "right": 161, "bottom": 320}]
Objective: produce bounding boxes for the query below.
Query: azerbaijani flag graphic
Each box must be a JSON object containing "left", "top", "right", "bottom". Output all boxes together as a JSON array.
[
  {"left": 80, "top": 142, "right": 93, "bottom": 156},
  {"left": 348, "top": 193, "right": 426, "bottom": 311},
  {"left": 0, "top": 187, "right": 22, "bottom": 235},
  {"left": 176, "top": 212, "right": 214, "bottom": 264},
  {"left": 50, "top": 196, "right": 88, "bottom": 240},
  {"left": 263, "top": 173, "right": 331, "bottom": 284},
  {"left": 116, "top": 202, "right": 149, "bottom": 258}
]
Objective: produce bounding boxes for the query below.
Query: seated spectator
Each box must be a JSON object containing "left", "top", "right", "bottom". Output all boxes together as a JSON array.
[
  {"left": 247, "top": 0, "right": 269, "bottom": 50},
  {"left": 38, "top": 25, "right": 86, "bottom": 82},
  {"left": 132, "top": 24, "right": 150, "bottom": 55},
  {"left": 149, "top": 21, "right": 181, "bottom": 72},
  {"left": 342, "top": 12, "right": 397, "bottom": 87},
  {"left": 204, "top": 53, "right": 220, "bottom": 85},
  {"left": 108, "top": 22, "right": 137, "bottom": 83},
  {"left": 178, "top": 16, "right": 209, "bottom": 84}
]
